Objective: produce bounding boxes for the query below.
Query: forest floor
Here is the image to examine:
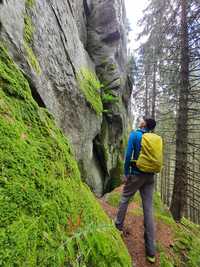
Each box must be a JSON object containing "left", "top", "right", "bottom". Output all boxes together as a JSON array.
[{"left": 98, "top": 186, "right": 174, "bottom": 267}]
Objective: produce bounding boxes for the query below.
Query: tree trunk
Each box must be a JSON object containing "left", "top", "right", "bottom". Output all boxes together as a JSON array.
[
  {"left": 145, "top": 69, "right": 148, "bottom": 117},
  {"left": 170, "top": 0, "right": 189, "bottom": 222},
  {"left": 151, "top": 60, "right": 157, "bottom": 119}
]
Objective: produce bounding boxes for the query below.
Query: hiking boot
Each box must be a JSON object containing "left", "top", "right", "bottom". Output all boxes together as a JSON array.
[{"left": 146, "top": 255, "right": 156, "bottom": 264}]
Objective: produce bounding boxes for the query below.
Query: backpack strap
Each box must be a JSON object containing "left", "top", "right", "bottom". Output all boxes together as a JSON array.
[
  {"left": 130, "top": 129, "right": 146, "bottom": 166},
  {"left": 137, "top": 128, "right": 148, "bottom": 134}
]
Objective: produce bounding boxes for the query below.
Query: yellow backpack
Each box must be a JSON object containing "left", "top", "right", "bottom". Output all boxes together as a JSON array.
[{"left": 136, "top": 133, "right": 163, "bottom": 173}]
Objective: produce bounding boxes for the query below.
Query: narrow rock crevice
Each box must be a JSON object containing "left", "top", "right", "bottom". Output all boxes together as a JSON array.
[
  {"left": 66, "top": 0, "right": 74, "bottom": 18},
  {"left": 93, "top": 134, "right": 108, "bottom": 178},
  {"left": 49, "top": 2, "right": 77, "bottom": 77},
  {"left": 102, "top": 31, "right": 121, "bottom": 43},
  {"left": 23, "top": 74, "right": 46, "bottom": 107},
  {"left": 30, "top": 86, "right": 46, "bottom": 108},
  {"left": 83, "top": 0, "right": 91, "bottom": 17},
  {"left": 92, "top": 134, "right": 111, "bottom": 195}
]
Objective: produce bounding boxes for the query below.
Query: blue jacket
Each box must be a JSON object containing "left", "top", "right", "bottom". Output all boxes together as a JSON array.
[{"left": 124, "top": 128, "right": 149, "bottom": 176}]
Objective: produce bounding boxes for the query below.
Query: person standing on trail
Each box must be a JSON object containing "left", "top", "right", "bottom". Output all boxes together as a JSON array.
[{"left": 115, "top": 117, "right": 163, "bottom": 264}]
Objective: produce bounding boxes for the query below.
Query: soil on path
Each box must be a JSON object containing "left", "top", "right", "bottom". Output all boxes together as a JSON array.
[{"left": 98, "top": 186, "right": 174, "bottom": 267}]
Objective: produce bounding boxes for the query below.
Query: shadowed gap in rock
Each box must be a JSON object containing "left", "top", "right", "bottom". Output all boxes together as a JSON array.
[
  {"left": 24, "top": 75, "right": 46, "bottom": 107},
  {"left": 30, "top": 86, "right": 46, "bottom": 108},
  {"left": 93, "top": 134, "right": 110, "bottom": 193},
  {"left": 93, "top": 134, "right": 108, "bottom": 176},
  {"left": 102, "top": 31, "right": 121, "bottom": 43},
  {"left": 83, "top": 0, "right": 91, "bottom": 16}
]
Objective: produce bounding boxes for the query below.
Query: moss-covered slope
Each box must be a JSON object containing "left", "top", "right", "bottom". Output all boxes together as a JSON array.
[{"left": 0, "top": 44, "right": 132, "bottom": 267}]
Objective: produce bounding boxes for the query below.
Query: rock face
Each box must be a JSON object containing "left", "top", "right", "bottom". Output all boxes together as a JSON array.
[{"left": 0, "top": 0, "right": 132, "bottom": 196}]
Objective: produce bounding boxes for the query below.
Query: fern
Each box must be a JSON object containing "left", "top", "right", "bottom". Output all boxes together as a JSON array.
[{"left": 102, "top": 92, "right": 119, "bottom": 104}]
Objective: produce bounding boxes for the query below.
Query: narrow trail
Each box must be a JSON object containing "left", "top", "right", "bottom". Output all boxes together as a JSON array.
[{"left": 98, "top": 187, "right": 174, "bottom": 267}]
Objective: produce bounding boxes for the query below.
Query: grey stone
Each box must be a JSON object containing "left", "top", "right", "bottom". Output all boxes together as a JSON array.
[{"left": 0, "top": 0, "right": 133, "bottom": 196}]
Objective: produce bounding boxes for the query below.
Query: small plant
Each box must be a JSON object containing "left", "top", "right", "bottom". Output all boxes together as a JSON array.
[
  {"left": 102, "top": 92, "right": 119, "bottom": 104},
  {"left": 77, "top": 69, "right": 103, "bottom": 115},
  {"left": 101, "top": 82, "right": 119, "bottom": 111}
]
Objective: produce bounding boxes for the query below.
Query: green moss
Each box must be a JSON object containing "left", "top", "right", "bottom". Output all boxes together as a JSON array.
[
  {"left": 25, "top": 0, "right": 35, "bottom": 8},
  {"left": 109, "top": 158, "right": 123, "bottom": 190},
  {"left": 24, "top": 42, "right": 41, "bottom": 75},
  {"left": 99, "top": 119, "right": 110, "bottom": 162},
  {"left": 24, "top": 15, "right": 34, "bottom": 45},
  {"left": 23, "top": 1, "right": 41, "bottom": 75},
  {"left": 102, "top": 92, "right": 119, "bottom": 104},
  {"left": 108, "top": 63, "right": 117, "bottom": 72},
  {"left": 172, "top": 218, "right": 200, "bottom": 267},
  {"left": 105, "top": 145, "right": 109, "bottom": 161},
  {"left": 0, "top": 44, "right": 132, "bottom": 267},
  {"left": 106, "top": 192, "right": 121, "bottom": 207},
  {"left": 101, "top": 83, "right": 119, "bottom": 106},
  {"left": 77, "top": 69, "right": 103, "bottom": 115},
  {"left": 154, "top": 195, "right": 200, "bottom": 267},
  {"left": 159, "top": 251, "right": 174, "bottom": 267},
  {"left": 0, "top": 46, "right": 31, "bottom": 100},
  {"left": 151, "top": 193, "right": 176, "bottom": 227},
  {"left": 105, "top": 190, "right": 142, "bottom": 209}
]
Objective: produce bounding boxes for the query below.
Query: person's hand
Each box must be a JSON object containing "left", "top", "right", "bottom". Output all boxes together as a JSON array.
[{"left": 121, "top": 175, "right": 129, "bottom": 184}]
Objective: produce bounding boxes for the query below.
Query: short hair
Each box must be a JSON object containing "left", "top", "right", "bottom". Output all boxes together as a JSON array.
[{"left": 144, "top": 117, "right": 156, "bottom": 130}]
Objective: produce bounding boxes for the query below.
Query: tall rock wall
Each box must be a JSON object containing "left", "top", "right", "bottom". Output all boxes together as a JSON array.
[{"left": 0, "top": 0, "right": 132, "bottom": 196}]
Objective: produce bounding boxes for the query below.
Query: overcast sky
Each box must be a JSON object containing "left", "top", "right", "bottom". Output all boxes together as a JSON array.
[
  {"left": 124, "top": 0, "right": 149, "bottom": 123},
  {"left": 125, "top": 0, "right": 148, "bottom": 51}
]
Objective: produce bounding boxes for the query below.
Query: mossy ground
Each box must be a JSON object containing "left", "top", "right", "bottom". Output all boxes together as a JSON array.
[
  {"left": 106, "top": 191, "right": 122, "bottom": 207},
  {"left": 105, "top": 188, "right": 200, "bottom": 267},
  {"left": 0, "top": 44, "right": 132, "bottom": 266}
]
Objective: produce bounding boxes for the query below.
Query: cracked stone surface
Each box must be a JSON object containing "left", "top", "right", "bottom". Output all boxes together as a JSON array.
[{"left": 0, "top": 0, "right": 132, "bottom": 196}]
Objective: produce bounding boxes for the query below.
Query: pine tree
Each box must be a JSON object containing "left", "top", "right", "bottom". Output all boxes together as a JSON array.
[
  {"left": 170, "top": 0, "right": 190, "bottom": 221},
  {"left": 134, "top": 0, "right": 200, "bottom": 223}
]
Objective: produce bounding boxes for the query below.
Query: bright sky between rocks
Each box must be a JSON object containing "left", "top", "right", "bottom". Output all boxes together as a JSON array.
[
  {"left": 125, "top": 0, "right": 148, "bottom": 52},
  {"left": 124, "top": 0, "right": 149, "bottom": 125}
]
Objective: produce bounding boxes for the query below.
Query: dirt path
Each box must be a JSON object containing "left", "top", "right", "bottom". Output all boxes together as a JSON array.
[{"left": 98, "top": 187, "right": 173, "bottom": 267}]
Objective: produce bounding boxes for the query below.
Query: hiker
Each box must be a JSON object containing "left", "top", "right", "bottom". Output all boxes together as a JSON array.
[{"left": 115, "top": 117, "right": 163, "bottom": 264}]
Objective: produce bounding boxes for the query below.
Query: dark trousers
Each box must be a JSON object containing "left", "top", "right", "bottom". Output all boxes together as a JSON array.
[{"left": 115, "top": 173, "right": 156, "bottom": 256}]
